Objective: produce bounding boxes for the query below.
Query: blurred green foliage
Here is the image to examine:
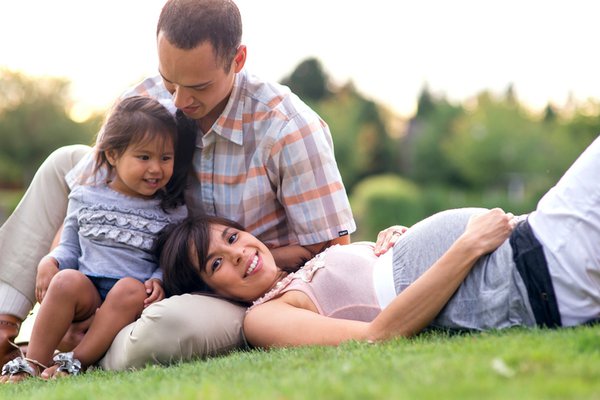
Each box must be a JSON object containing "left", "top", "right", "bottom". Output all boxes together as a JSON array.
[
  {"left": 0, "top": 68, "right": 100, "bottom": 187},
  {"left": 280, "top": 57, "right": 331, "bottom": 102},
  {"left": 1, "top": 62, "right": 598, "bottom": 235},
  {"left": 315, "top": 85, "right": 398, "bottom": 191},
  {"left": 351, "top": 174, "right": 425, "bottom": 240},
  {"left": 290, "top": 63, "right": 598, "bottom": 239}
]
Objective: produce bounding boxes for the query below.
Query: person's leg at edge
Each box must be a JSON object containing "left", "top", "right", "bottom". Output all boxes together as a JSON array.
[
  {"left": 42, "top": 278, "right": 146, "bottom": 379},
  {"left": 0, "top": 270, "right": 100, "bottom": 383},
  {"left": 0, "top": 144, "right": 92, "bottom": 366},
  {"left": 529, "top": 135, "right": 600, "bottom": 325},
  {"left": 100, "top": 294, "right": 247, "bottom": 370}
]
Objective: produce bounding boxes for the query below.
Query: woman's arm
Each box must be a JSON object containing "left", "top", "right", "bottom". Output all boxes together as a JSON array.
[
  {"left": 368, "top": 208, "right": 516, "bottom": 341},
  {"left": 244, "top": 208, "right": 516, "bottom": 348},
  {"left": 244, "top": 298, "right": 369, "bottom": 348}
]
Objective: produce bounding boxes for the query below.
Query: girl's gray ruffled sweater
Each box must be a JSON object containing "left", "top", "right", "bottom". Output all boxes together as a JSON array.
[{"left": 49, "top": 183, "right": 187, "bottom": 283}]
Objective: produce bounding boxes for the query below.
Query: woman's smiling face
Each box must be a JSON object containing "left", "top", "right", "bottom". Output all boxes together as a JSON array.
[{"left": 197, "top": 223, "right": 280, "bottom": 302}]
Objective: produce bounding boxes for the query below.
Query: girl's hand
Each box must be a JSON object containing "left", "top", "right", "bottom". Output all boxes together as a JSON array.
[
  {"left": 36, "top": 256, "right": 59, "bottom": 303},
  {"left": 462, "top": 208, "right": 518, "bottom": 255},
  {"left": 374, "top": 225, "right": 408, "bottom": 256},
  {"left": 144, "top": 278, "right": 165, "bottom": 307}
]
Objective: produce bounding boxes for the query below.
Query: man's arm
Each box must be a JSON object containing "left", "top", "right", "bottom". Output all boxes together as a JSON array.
[{"left": 270, "top": 235, "right": 351, "bottom": 270}]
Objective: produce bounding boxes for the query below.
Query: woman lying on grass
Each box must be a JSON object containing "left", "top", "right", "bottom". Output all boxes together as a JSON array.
[{"left": 158, "top": 136, "right": 600, "bottom": 348}]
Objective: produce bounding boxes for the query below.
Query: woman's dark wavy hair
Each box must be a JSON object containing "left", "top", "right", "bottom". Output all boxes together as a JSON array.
[
  {"left": 157, "top": 214, "right": 244, "bottom": 297},
  {"left": 93, "top": 96, "right": 196, "bottom": 211}
]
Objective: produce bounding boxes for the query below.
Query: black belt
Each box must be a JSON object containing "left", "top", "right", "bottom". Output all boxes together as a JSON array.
[{"left": 509, "top": 219, "right": 562, "bottom": 328}]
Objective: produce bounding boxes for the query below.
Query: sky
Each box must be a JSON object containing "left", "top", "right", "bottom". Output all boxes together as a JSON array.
[{"left": 1, "top": 0, "right": 599, "bottom": 121}]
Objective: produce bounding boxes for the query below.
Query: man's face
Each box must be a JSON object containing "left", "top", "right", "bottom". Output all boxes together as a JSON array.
[{"left": 157, "top": 32, "right": 244, "bottom": 127}]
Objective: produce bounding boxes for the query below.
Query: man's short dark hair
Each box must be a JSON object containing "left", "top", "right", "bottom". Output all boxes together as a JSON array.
[{"left": 157, "top": 0, "right": 242, "bottom": 70}]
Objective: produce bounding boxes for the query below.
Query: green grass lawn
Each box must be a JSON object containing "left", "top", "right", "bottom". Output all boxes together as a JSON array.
[{"left": 2, "top": 325, "right": 599, "bottom": 399}]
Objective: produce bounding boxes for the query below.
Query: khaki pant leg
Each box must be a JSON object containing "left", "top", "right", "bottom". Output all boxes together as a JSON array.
[
  {"left": 0, "top": 144, "right": 91, "bottom": 307},
  {"left": 100, "top": 294, "right": 247, "bottom": 370}
]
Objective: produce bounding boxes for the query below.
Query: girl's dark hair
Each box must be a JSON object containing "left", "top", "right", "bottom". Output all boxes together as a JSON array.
[
  {"left": 157, "top": 0, "right": 242, "bottom": 72},
  {"left": 94, "top": 96, "right": 196, "bottom": 210},
  {"left": 157, "top": 215, "right": 244, "bottom": 297},
  {"left": 167, "top": 109, "right": 196, "bottom": 209}
]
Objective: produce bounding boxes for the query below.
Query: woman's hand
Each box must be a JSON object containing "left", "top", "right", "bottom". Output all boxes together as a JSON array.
[
  {"left": 366, "top": 208, "right": 518, "bottom": 343},
  {"left": 144, "top": 278, "right": 165, "bottom": 307},
  {"left": 374, "top": 225, "right": 408, "bottom": 256},
  {"left": 36, "top": 256, "right": 59, "bottom": 303},
  {"left": 461, "top": 208, "right": 518, "bottom": 256}
]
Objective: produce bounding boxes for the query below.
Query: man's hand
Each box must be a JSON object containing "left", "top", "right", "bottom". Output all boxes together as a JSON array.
[{"left": 271, "top": 235, "right": 351, "bottom": 271}]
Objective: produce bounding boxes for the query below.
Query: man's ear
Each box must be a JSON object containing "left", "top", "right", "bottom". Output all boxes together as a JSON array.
[{"left": 233, "top": 45, "right": 247, "bottom": 73}]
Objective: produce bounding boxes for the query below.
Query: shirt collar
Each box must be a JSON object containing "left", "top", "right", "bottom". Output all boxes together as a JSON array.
[{"left": 208, "top": 69, "right": 246, "bottom": 146}]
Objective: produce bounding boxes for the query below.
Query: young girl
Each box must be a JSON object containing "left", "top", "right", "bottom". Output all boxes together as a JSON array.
[
  {"left": 158, "top": 135, "right": 600, "bottom": 348},
  {"left": 1, "top": 96, "right": 194, "bottom": 382}
]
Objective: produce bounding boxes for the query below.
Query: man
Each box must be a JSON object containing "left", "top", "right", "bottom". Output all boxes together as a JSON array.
[{"left": 0, "top": 0, "right": 355, "bottom": 370}]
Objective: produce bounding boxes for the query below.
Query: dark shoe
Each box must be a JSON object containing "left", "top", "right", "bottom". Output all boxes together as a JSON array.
[{"left": 0, "top": 316, "right": 22, "bottom": 366}]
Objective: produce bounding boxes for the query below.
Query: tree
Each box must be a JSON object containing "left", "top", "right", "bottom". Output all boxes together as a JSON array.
[
  {"left": 401, "top": 89, "right": 464, "bottom": 185},
  {"left": 280, "top": 57, "right": 330, "bottom": 102},
  {"left": 0, "top": 69, "right": 97, "bottom": 187},
  {"left": 543, "top": 103, "right": 557, "bottom": 123},
  {"left": 441, "top": 91, "right": 558, "bottom": 196},
  {"left": 415, "top": 84, "right": 436, "bottom": 118},
  {"left": 314, "top": 83, "right": 398, "bottom": 191}
]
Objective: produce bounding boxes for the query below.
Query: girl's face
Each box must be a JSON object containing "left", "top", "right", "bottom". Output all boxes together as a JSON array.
[
  {"left": 106, "top": 134, "right": 174, "bottom": 198},
  {"left": 198, "top": 223, "right": 280, "bottom": 303}
]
